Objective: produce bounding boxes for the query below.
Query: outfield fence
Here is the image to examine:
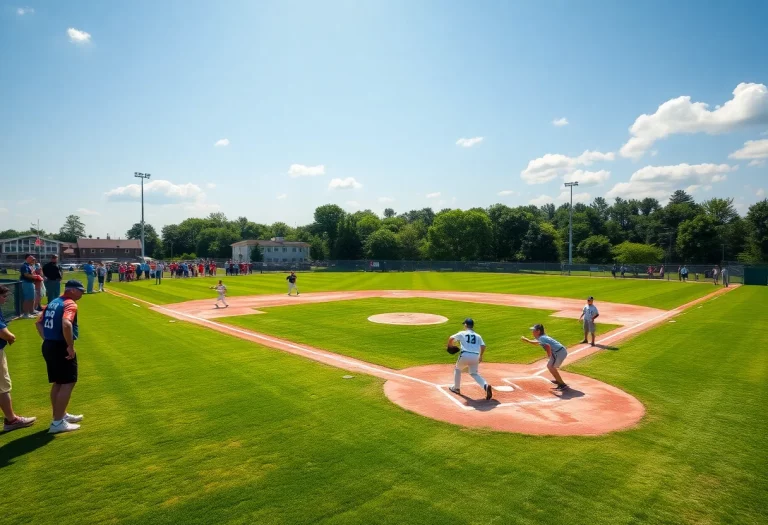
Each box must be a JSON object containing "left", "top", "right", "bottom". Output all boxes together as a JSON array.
[{"left": 0, "top": 280, "right": 21, "bottom": 320}]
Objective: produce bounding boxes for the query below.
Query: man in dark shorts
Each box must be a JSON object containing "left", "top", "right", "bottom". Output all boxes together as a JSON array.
[{"left": 36, "top": 279, "right": 85, "bottom": 434}]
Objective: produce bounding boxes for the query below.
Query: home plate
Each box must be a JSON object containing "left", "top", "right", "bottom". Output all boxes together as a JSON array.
[{"left": 495, "top": 385, "right": 514, "bottom": 392}]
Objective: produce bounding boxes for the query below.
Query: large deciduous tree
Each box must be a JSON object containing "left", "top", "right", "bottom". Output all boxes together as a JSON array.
[
  {"left": 365, "top": 229, "right": 401, "bottom": 260},
  {"left": 427, "top": 210, "right": 493, "bottom": 261},
  {"left": 519, "top": 222, "right": 560, "bottom": 262},
  {"left": 745, "top": 199, "right": 768, "bottom": 261},
  {"left": 577, "top": 235, "right": 613, "bottom": 263},
  {"left": 612, "top": 241, "right": 664, "bottom": 264},
  {"left": 126, "top": 222, "right": 160, "bottom": 256},
  {"left": 58, "top": 215, "right": 86, "bottom": 242},
  {"left": 676, "top": 215, "right": 720, "bottom": 262}
]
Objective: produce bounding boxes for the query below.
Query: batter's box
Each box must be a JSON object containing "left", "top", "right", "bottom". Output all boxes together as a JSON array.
[{"left": 437, "top": 376, "right": 562, "bottom": 410}]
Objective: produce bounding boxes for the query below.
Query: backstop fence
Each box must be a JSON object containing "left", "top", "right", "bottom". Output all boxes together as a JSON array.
[{"left": 0, "top": 280, "right": 21, "bottom": 320}]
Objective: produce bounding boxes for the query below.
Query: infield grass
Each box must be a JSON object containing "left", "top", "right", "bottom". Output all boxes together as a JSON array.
[
  {"left": 0, "top": 281, "right": 765, "bottom": 525},
  {"left": 218, "top": 298, "right": 617, "bottom": 369}
]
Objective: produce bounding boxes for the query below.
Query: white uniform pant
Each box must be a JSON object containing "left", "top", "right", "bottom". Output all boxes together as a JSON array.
[
  {"left": 288, "top": 283, "right": 298, "bottom": 294},
  {"left": 453, "top": 352, "right": 487, "bottom": 390},
  {"left": 216, "top": 293, "right": 228, "bottom": 306}
]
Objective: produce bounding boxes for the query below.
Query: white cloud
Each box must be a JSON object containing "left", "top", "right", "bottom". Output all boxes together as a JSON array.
[
  {"left": 76, "top": 208, "right": 100, "bottom": 216},
  {"left": 277, "top": 194, "right": 287, "bottom": 200},
  {"left": 563, "top": 169, "right": 611, "bottom": 186},
  {"left": 328, "top": 177, "right": 362, "bottom": 190},
  {"left": 0, "top": 208, "right": 8, "bottom": 214},
  {"left": 557, "top": 190, "right": 592, "bottom": 204},
  {"left": 345, "top": 201, "right": 360, "bottom": 209},
  {"left": 378, "top": 197, "right": 394, "bottom": 203},
  {"left": 67, "top": 27, "right": 91, "bottom": 43},
  {"left": 552, "top": 117, "right": 569, "bottom": 127},
  {"left": 214, "top": 138, "right": 229, "bottom": 147},
  {"left": 729, "top": 138, "right": 768, "bottom": 161},
  {"left": 761, "top": 130, "right": 768, "bottom": 136},
  {"left": 521, "top": 150, "right": 615, "bottom": 184},
  {"left": 757, "top": 188, "right": 765, "bottom": 198},
  {"left": 184, "top": 201, "right": 220, "bottom": 213},
  {"left": 748, "top": 159, "right": 766, "bottom": 167},
  {"left": 426, "top": 192, "right": 441, "bottom": 199},
  {"left": 620, "top": 83, "right": 768, "bottom": 159},
  {"left": 650, "top": 150, "right": 659, "bottom": 157},
  {"left": 497, "top": 190, "right": 517, "bottom": 196},
  {"left": 529, "top": 195, "right": 554, "bottom": 206},
  {"left": 288, "top": 164, "right": 325, "bottom": 177},
  {"left": 16, "top": 7, "right": 34, "bottom": 15},
  {"left": 206, "top": 183, "right": 216, "bottom": 189},
  {"left": 455, "top": 137, "right": 484, "bottom": 148},
  {"left": 605, "top": 163, "right": 736, "bottom": 201},
  {"left": 105, "top": 179, "right": 205, "bottom": 205}
]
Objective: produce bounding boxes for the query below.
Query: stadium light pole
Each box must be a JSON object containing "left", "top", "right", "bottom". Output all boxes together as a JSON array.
[
  {"left": 134, "top": 172, "right": 151, "bottom": 260},
  {"left": 564, "top": 181, "right": 579, "bottom": 267}
]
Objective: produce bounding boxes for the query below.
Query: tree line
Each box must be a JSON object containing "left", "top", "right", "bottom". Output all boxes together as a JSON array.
[{"left": 2, "top": 190, "right": 767, "bottom": 264}]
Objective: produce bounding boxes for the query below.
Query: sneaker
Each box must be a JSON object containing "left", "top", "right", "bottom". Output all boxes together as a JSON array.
[
  {"left": 485, "top": 384, "right": 493, "bottom": 400},
  {"left": 64, "top": 413, "right": 83, "bottom": 423},
  {"left": 580, "top": 339, "right": 588, "bottom": 344},
  {"left": 49, "top": 420, "right": 80, "bottom": 434},
  {"left": 550, "top": 380, "right": 559, "bottom": 385},
  {"left": 555, "top": 383, "right": 569, "bottom": 391},
  {"left": 3, "top": 415, "right": 37, "bottom": 432},
  {"left": 448, "top": 386, "right": 461, "bottom": 395},
  {"left": 590, "top": 342, "right": 595, "bottom": 347},
  {"left": 22, "top": 313, "right": 37, "bottom": 319}
]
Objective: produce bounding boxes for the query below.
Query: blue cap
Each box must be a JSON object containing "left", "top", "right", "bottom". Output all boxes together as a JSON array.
[
  {"left": 463, "top": 318, "right": 474, "bottom": 327},
  {"left": 64, "top": 279, "right": 85, "bottom": 291}
]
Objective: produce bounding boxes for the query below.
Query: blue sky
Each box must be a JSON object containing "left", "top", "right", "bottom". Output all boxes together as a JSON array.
[{"left": 1, "top": 0, "right": 767, "bottom": 238}]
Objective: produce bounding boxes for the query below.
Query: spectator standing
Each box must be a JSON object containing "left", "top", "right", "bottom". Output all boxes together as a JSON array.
[
  {"left": 611, "top": 264, "right": 617, "bottom": 278},
  {"left": 681, "top": 265, "right": 689, "bottom": 282},
  {"left": 36, "top": 280, "right": 86, "bottom": 433},
  {"left": 106, "top": 263, "right": 113, "bottom": 283},
  {"left": 19, "top": 254, "right": 39, "bottom": 318},
  {"left": 722, "top": 267, "right": 729, "bottom": 287},
  {"left": 143, "top": 262, "right": 150, "bottom": 280},
  {"left": 620, "top": 265, "right": 626, "bottom": 278},
  {"left": 42, "top": 254, "right": 63, "bottom": 305},
  {"left": 118, "top": 263, "right": 125, "bottom": 282},
  {"left": 677, "top": 266, "right": 682, "bottom": 281},
  {"left": 83, "top": 260, "right": 96, "bottom": 293},
  {"left": 97, "top": 263, "right": 106, "bottom": 292},
  {"left": 712, "top": 266, "right": 719, "bottom": 285},
  {"left": 155, "top": 261, "right": 164, "bottom": 284},
  {"left": 0, "top": 285, "right": 37, "bottom": 431},
  {"left": 33, "top": 261, "right": 45, "bottom": 311},
  {"left": 659, "top": 266, "right": 665, "bottom": 279}
]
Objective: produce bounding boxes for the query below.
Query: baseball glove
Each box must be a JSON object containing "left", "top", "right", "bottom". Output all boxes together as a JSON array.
[{"left": 446, "top": 345, "right": 460, "bottom": 355}]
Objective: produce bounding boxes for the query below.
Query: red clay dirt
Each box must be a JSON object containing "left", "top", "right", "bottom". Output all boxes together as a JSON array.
[
  {"left": 108, "top": 285, "right": 738, "bottom": 436},
  {"left": 368, "top": 313, "right": 449, "bottom": 325}
]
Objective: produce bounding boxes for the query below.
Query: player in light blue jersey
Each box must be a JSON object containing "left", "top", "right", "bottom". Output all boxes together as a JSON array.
[
  {"left": 521, "top": 323, "right": 569, "bottom": 390},
  {"left": 447, "top": 318, "right": 492, "bottom": 400}
]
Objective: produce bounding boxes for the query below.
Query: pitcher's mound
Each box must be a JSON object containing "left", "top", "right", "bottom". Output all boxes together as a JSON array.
[{"left": 368, "top": 313, "right": 449, "bottom": 325}]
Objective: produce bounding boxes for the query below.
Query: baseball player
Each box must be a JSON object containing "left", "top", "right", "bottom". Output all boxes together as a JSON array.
[
  {"left": 721, "top": 267, "right": 729, "bottom": 287},
  {"left": 578, "top": 296, "right": 600, "bottom": 346},
  {"left": 286, "top": 271, "right": 299, "bottom": 296},
  {"left": 521, "top": 324, "right": 569, "bottom": 390},
  {"left": 210, "top": 280, "right": 229, "bottom": 308},
  {"left": 447, "top": 318, "right": 492, "bottom": 400}
]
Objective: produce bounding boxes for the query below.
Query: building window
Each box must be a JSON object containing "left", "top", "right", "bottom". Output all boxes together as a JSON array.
[
  {"left": 292, "top": 258, "right": 296, "bottom": 262},
  {"left": 292, "top": 247, "right": 296, "bottom": 252},
  {"left": 282, "top": 247, "right": 287, "bottom": 253},
  {"left": 91, "top": 249, "right": 96, "bottom": 253},
  {"left": 125, "top": 249, "right": 130, "bottom": 254},
  {"left": 100, "top": 249, "right": 105, "bottom": 253}
]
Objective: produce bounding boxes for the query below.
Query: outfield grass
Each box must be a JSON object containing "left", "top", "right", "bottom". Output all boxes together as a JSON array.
[
  {"left": 87, "top": 271, "right": 720, "bottom": 310},
  {"left": 0, "top": 279, "right": 765, "bottom": 524},
  {"left": 219, "top": 298, "right": 615, "bottom": 369}
]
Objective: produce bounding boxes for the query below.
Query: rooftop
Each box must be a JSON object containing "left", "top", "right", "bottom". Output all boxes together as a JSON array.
[
  {"left": 232, "top": 239, "right": 310, "bottom": 247},
  {"left": 77, "top": 238, "right": 142, "bottom": 249}
]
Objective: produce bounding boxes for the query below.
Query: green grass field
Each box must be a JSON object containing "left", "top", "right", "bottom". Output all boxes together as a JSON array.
[
  {"left": 53, "top": 270, "right": 723, "bottom": 310},
  {"left": 219, "top": 298, "right": 617, "bottom": 369},
  {"left": 1, "top": 273, "right": 765, "bottom": 524}
]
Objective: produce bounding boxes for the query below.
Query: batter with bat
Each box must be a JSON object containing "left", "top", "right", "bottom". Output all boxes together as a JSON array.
[{"left": 446, "top": 318, "right": 493, "bottom": 400}]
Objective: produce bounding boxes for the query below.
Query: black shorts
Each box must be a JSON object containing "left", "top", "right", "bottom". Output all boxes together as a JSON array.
[{"left": 42, "top": 340, "right": 78, "bottom": 384}]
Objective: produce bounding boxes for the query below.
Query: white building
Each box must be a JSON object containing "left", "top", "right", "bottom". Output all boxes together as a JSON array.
[
  {"left": 0, "top": 235, "right": 63, "bottom": 262},
  {"left": 231, "top": 238, "right": 311, "bottom": 263}
]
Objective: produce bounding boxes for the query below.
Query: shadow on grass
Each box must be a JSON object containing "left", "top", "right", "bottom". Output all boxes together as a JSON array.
[
  {"left": 594, "top": 343, "right": 620, "bottom": 351},
  {"left": 0, "top": 430, "right": 54, "bottom": 468}
]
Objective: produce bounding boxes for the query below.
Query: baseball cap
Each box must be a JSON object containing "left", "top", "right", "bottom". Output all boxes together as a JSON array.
[
  {"left": 587, "top": 296, "right": 594, "bottom": 300},
  {"left": 64, "top": 279, "right": 85, "bottom": 291},
  {"left": 463, "top": 318, "right": 474, "bottom": 327},
  {"left": 529, "top": 323, "right": 544, "bottom": 332}
]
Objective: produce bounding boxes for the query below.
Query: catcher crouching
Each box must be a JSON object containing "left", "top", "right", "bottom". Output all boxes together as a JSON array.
[{"left": 446, "top": 318, "right": 492, "bottom": 400}]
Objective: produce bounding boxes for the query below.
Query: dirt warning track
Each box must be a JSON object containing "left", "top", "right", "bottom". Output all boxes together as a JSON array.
[{"left": 108, "top": 286, "right": 738, "bottom": 435}]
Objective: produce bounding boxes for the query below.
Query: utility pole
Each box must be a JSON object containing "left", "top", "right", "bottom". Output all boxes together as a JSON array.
[
  {"left": 564, "top": 181, "right": 579, "bottom": 267},
  {"left": 134, "top": 172, "right": 151, "bottom": 260}
]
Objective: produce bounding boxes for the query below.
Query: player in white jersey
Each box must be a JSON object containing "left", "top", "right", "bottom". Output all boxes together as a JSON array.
[
  {"left": 210, "top": 280, "right": 229, "bottom": 308},
  {"left": 447, "top": 318, "right": 492, "bottom": 400},
  {"left": 578, "top": 296, "right": 600, "bottom": 346}
]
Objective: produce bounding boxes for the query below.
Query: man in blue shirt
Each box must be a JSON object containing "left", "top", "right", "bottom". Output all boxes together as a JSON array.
[
  {"left": 19, "top": 253, "right": 39, "bottom": 318},
  {"left": 521, "top": 323, "right": 569, "bottom": 390},
  {"left": 82, "top": 260, "right": 95, "bottom": 293},
  {"left": 0, "top": 285, "right": 37, "bottom": 431},
  {"left": 36, "top": 280, "right": 86, "bottom": 433}
]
